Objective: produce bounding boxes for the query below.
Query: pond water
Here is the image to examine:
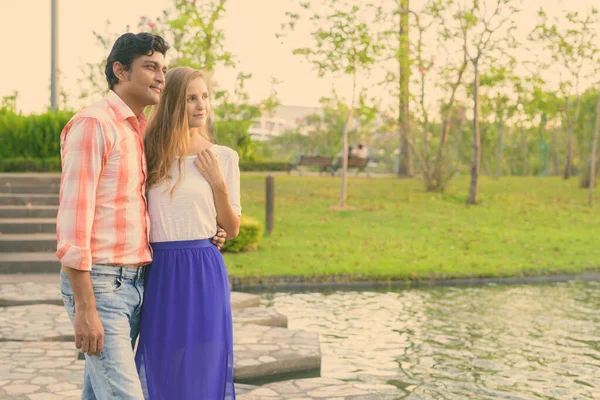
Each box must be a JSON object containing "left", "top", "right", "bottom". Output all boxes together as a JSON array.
[{"left": 261, "top": 280, "right": 600, "bottom": 399}]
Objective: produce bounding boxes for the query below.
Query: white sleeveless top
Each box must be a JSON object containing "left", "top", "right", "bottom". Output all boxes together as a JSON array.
[{"left": 147, "top": 145, "right": 242, "bottom": 243}]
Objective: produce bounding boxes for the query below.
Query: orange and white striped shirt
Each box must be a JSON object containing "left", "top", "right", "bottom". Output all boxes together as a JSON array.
[{"left": 56, "top": 91, "right": 152, "bottom": 271}]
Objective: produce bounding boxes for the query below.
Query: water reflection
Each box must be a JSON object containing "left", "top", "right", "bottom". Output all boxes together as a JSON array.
[{"left": 261, "top": 280, "right": 600, "bottom": 399}]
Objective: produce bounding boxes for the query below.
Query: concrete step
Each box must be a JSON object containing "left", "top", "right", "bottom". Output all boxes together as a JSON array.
[
  {"left": 230, "top": 291, "right": 261, "bottom": 309},
  {"left": 0, "top": 205, "right": 59, "bottom": 218},
  {"left": 0, "top": 305, "right": 321, "bottom": 386},
  {"left": 232, "top": 307, "right": 287, "bottom": 328},
  {"left": 0, "top": 304, "right": 286, "bottom": 341},
  {"left": 0, "top": 173, "right": 61, "bottom": 186},
  {"left": 0, "top": 252, "right": 59, "bottom": 274},
  {"left": 0, "top": 218, "right": 56, "bottom": 234},
  {"left": 0, "top": 234, "right": 56, "bottom": 253},
  {"left": 0, "top": 341, "right": 260, "bottom": 399},
  {"left": 233, "top": 323, "right": 321, "bottom": 384},
  {"left": 1, "top": 182, "right": 61, "bottom": 194},
  {"left": 237, "top": 377, "right": 389, "bottom": 399},
  {"left": 0, "top": 193, "right": 60, "bottom": 206},
  {"left": 0, "top": 281, "right": 262, "bottom": 310}
]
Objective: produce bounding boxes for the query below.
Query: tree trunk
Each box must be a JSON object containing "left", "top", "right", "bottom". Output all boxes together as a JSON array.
[
  {"left": 589, "top": 91, "right": 600, "bottom": 206},
  {"left": 551, "top": 128, "right": 560, "bottom": 175},
  {"left": 495, "top": 123, "right": 504, "bottom": 179},
  {"left": 564, "top": 124, "right": 574, "bottom": 179},
  {"left": 397, "top": 0, "right": 413, "bottom": 177},
  {"left": 467, "top": 62, "right": 480, "bottom": 205},
  {"left": 339, "top": 71, "right": 357, "bottom": 207},
  {"left": 431, "top": 61, "right": 468, "bottom": 191},
  {"left": 520, "top": 128, "right": 528, "bottom": 176},
  {"left": 564, "top": 96, "right": 581, "bottom": 180}
]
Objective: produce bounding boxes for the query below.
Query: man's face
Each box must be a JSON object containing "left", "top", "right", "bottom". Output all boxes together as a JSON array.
[{"left": 119, "top": 52, "right": 167, "bottom": 107}]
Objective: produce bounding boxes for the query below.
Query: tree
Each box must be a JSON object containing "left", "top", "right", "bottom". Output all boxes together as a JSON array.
[
  {"left": 282, "top": 1, "right": 383, "bottom": 208},
  {"left": 79, "top": 0, "right": 235, "bottom": 100},
  {"left": 396, "top": 0, "right": 414, "bottom": 177},
  {"left": 589, "top": 89, "right": 600, "bottom": 206},
  {"left": 532, "top": 7, "right": 600, "bottom": 179},
  {"left": 457, "top": 0, "right": 520, "bottom": 204}
]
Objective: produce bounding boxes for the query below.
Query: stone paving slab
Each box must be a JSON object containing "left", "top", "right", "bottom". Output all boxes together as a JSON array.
[
  {"left": 0, "top": 304, "right": 288, "bottom": 341},
  {"left": 232, "top": 306, "right": 287, "bottom": 328},
  {"left": 231, "top": 291, "right": 261, "bottom": 309},
  {"left": 237, "top": 377, "right": 392, "bottom": 399},
  {"left": 0, "top": 282, "right": 261, "bottom": 309},
  {"left": 0, "top": 341, "right": 258, "bottom": 399},
  {"left": 0, "top": 305, "right": 72, "bottom": 342},
  {"left": 0, "top": 341, "right": 83, "bottom": 399},
  {"left": 233, "top": 323, "right": 321, "bottom": 383},
  {"left": 0, "top": 326, "right": 321, "bottom": 396}
]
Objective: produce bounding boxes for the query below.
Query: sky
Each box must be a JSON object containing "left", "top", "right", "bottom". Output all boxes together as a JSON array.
[{"left": 0, "top": 0, "right": 598, "bottom": 115}]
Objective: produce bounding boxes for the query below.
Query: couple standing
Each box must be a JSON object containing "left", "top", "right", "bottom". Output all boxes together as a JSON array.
[{"left": 57, "top": 32, "right": 240, "bottom": 399}]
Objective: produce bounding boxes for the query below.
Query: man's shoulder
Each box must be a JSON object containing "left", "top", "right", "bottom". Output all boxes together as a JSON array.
[
  {"left": 61, "top": 98, "right": 117, "bottom": 143},
  {"left": 71, "top": 97, "right": 115, "bottom": 124}
]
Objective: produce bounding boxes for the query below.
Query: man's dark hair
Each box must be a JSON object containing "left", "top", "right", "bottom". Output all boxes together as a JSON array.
[{"left": 105, "top": 33, "right": 170, "bottom": 90}]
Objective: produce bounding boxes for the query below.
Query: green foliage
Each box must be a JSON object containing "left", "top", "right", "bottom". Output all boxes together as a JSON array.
[
  {"left": 0, "top": 157, "right": 62, "bottom": 172},
  {"left": 221, "top": 216, "right": 263, "bottom": 253},
  {"left": 0, "top": 110, "right": 73, "bottom": 159},
  {"left": 239, "top": 162, "right": 290, "bottom": 172}
]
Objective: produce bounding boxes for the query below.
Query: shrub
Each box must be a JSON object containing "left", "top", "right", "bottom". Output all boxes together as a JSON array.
[
  {"left": 221, "top": 216, "right": 262, "bottom": 253},
  {"left": 0, "top": 111, "right": 73, "bottom": 159},
  {"left": 239, "top": 161, "right": 290, "bottom": 172},
  {"left": 0, "top": 157, "right": 61, "bottom": 172}
]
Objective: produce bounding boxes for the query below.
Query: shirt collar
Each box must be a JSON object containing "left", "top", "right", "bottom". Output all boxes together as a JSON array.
[{"left": 105, "top": 90, "right": 149, "bottom": 131}]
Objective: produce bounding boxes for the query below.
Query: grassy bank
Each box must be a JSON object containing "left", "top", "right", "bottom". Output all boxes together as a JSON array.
[{"left": 223, "top": 174, "right": 600, "bottom": 281}]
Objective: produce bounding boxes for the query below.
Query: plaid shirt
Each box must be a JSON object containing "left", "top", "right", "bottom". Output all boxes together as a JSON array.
[{"left": 56, "top": 91, "right": 152, "bottom": 271}]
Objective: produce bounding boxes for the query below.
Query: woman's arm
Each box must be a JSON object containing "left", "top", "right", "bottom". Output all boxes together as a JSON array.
[
  {"left": 194, "top": 148, "right": 241, "bottom": 239},
  {"left": 211, "top": 181, "right": 240, "bottom": 239}
]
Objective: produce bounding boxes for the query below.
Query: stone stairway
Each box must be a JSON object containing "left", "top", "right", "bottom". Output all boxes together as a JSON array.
[
  {"left": 0, "top": 173, "right": 386, "bottom": 399},
  {"left": 0, "top": 174, "right": 61, "bottom": 274}
]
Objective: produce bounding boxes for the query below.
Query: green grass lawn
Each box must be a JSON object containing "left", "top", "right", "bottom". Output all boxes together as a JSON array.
[{"left": 223, "top": 174, "right": 600, "bottom": 281}]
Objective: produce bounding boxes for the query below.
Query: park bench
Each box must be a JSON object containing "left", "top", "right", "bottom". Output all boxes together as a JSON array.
[
  {"left": 288, "top": 155, "right": 334, "bottom": 175},
  {"left": 331, "top": 157, "right": 370, "bottom": 177}
]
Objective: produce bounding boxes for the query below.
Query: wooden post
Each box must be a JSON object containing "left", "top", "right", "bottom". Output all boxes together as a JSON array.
[{"left": 266, "top": 175, "right": 274, "bottom": 234}]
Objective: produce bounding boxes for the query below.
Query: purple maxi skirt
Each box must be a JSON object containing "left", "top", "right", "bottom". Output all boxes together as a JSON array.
[{"left": 135, "top": 239, "right": 235, "bottom": 400}]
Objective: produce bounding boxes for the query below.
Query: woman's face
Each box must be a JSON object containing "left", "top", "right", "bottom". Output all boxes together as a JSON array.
[{"left": 186, "top": 77, "right": 210, "bottom": 129}]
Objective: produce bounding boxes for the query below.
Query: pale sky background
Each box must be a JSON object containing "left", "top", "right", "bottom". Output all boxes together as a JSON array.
[{"left": 0, "top": 0, "right": 598, "bottom": 115}]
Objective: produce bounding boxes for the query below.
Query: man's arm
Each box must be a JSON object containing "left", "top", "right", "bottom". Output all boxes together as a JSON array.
[
  {"left": 212, "top": 226, "right": 226, "bottom": 249},
  {"left": 57, "top": 118, "right": 108, "bottom": 356}
]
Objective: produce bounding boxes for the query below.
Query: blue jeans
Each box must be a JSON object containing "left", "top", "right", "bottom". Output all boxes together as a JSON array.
[{"left": 61, "top": 265, "right": 145, "bottom": 400}]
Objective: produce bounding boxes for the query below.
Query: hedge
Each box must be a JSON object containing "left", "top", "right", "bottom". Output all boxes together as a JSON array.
[{"left": 221, "top": 216, "right": 263, "bottom": 253}]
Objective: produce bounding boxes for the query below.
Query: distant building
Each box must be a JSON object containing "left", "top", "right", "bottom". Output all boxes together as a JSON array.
[{"left": 249, "top": 105, "right": 322, "bottom": 141}]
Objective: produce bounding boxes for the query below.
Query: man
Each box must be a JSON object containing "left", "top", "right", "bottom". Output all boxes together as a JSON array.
[{"left": 57, "top": 32, "right": 225, "bottom": 399}]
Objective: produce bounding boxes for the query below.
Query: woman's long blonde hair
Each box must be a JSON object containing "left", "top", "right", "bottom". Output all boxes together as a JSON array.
[{"left": 145, "top": 67, "right": 212, "bottom": 193}]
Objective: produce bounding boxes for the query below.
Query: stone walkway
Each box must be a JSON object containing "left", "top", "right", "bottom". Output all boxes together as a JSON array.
[
  {"left": 0, "top": 170, "right": 385, "bottom": 399},
  {"left": 0, "top": 279, "right": 388, "bottom": 398},
  {"left": 237, "top": 377, "right": 387, "bottom": 399}
]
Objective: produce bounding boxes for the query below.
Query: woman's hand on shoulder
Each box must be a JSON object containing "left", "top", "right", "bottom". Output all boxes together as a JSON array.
[{"left": 194, "top": 148, "right": 225, "bottom": 187}]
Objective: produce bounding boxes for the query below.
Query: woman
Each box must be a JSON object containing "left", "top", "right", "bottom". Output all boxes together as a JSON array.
[{"left": 135, "top": 66, "right": 241, "bottom": 399}]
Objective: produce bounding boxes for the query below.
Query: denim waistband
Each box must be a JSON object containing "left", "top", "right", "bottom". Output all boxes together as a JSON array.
[
  {"left": 89, "top": 264, "right": 145, "bottom": 279},
  {"left": 150, "top": 239, "right": 213, "bottom": 251}
]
